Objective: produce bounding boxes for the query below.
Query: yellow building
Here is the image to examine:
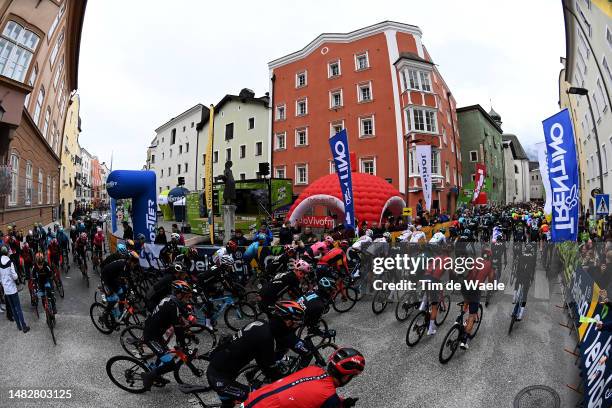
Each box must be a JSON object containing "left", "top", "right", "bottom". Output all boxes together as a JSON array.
[{"left": 60, "top": 94, "right": 81, "bottom": 226}]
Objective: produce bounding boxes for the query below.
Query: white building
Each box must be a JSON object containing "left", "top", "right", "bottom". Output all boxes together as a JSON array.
[
  {"left": 529, "top": 162, "right": 544, "bottom": 200},
  {"left": 196, "top": 89, "right": 270, "bottom": 189},
  {"left": 100, "top": 163, "right": 110, "bottom": 203},
  {"left": 151, "top": 104, "right": 206, "bottom": 193},
  {"left": 561, "top": 0, "right": 611, "bottom": 213},
  {"left": 502, "top": 134, "right": 530, "bottom": 203},
  {"left": 81, "top": 147, "right": 92, "bottom": 204}
]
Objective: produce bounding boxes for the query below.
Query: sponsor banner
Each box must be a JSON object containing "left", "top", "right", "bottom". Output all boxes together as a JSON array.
[
  {"left": 542, "top": 109, "right": 579, "bottom": 242},
  {"left": 567, "top": 266, "right": 600, "bottom": 340},
  {"left": 329, "top": 129, "right": 356, "bottom": 230},
  {"left": 537, "top": 142, "right": 553, "bottom": 216},
  {"left": 472, "top": 163, "right": 486, "bottom": 204},
  {"left": 205, "top": 105, "right": 215, "bottom": 243},
  {"left": 297, "top": 215, "right": 334, "bottom": 229},
  {"left": 415, "top": 145, "right": 432, "bottom": 211}
]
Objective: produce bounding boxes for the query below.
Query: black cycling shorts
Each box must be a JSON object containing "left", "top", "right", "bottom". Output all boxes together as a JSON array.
[{"left": 206, "top": 366, "right": 250, "bottom": 405}]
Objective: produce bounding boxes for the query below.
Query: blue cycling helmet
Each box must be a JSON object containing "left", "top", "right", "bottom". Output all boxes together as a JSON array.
[
  {"left": 116, "top": 243, "right": 128, "bottom": 255},
  {"left": 49, "top": 232, "right": 56, "bottom": 239}
]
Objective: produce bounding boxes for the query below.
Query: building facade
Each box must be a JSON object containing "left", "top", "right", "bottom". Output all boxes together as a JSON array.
[
  {"left": 561, "top": 0, "right": 611, "bottom": 213},
  {"left": 151, "top": 104, "right": 205, "bottom": 193},
  {"left": 0, "top": 0, "right": 86, "bottom": 230},
  {"left": 268, "top": 21, "right": 461, "bottom": 214},
  {"left": 456, "top": 105, "right": 505, "bottom": 204},
  {"left": 80, "top": 146, "right": 91, "bottom": 204},
  {"left": 529, "top": 161, "right": 544, "bottom": 201},
  {"left": 90, "top": 155, "right": 100, "bottom": 206},
  {"left": 99, "top": 162, "right": 109, "bottom": 204},
  {"left": 196, "top": 89, "right": 270, "bottom": 189},
  {"left": 502, "top": 134, "right": 530, "bottom": 203},
  {"left": 59, "top": 93, "right": 80, "bottom": 224}
]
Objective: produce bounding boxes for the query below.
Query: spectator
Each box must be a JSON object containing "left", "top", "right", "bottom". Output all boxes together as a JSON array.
[
  {"left": 171, "top": 223, "right": 185, "bottom": 245},
  {"left": 0, "top": 246, "right": 28, "bottom": 333},
  {"left": 417, "top": 199, "right": 424, "bottom": 217},
  {"left": 122, "top": 220, "right": 134, "bottom": 240},
  {"left": 231, "top": 229, "right": 249, "bottom": 247},
  {"left": 154, "top": 226, "right": 167, "bottom": 245},
  {"left": 259, "top": 222, "right": 273, "bottom": 246},
  {"left": 278, "top": 221, "right": 295, "bottom": 245},
  {"left": 300, "top": 227, "right": 317, "bottom": 244}
]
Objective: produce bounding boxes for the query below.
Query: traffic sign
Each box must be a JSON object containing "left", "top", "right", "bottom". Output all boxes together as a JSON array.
[
  {"left": 403, "top": 207, "right": 413, "bottom": 217},
  {"left": 595, "top": 194, "right": 609, "bottom": 215}
]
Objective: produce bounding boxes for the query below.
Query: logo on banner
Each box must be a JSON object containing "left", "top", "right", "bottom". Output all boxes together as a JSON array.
[
  {"left": 472, "top": 164, "right": 486, "bottom": 203},
  {"left": 147, "top": 199, "right": 156, "bottom": 242},
  {"left": 542, "top": 109, "right": 579, "bottom": 242},
  {"left": 329, "top": 129, "right": 355, "bottom": 229},
  {"left": 415, "top": 145, "right": 432, "bottom": 211},
  {"left": 298, "top": 216, "right": 334, "bottom": 229}
]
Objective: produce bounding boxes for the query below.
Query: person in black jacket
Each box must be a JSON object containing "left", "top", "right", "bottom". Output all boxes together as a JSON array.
[
  {"left": 122, "top": 221, "right": 133, "bottom": 240},
  {"left": 278, "top": 221, "right": 296, "bottom": 245}
]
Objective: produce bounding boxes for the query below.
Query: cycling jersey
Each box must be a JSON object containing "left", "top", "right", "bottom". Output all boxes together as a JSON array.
[
  {"left": 93, "top": 232, "right": 105, "bottom": 248},
  {"left": 297, "top": 291, "right": 327, "bottom": 329},
  {"left": 308, "top": 242, "right": 330, "bottom": 258},
  {"left": 143, "top": 295, "right": 187, "bottom": 344},
  {"left": 317, "top": 248, "right": 348, "bottom": 275},
  {"left": 32, "top": 262, "right": 53, "bottom": 290},
  {"left": 145, "top": 273, "right": 174, "bottom": 312},
  {"left": 101, "top": 259, "right": 128, "bottom": 292},
  {"left": 516, "top": 251, "right": 537, "bottom": 283},
  {"left": 259, "top": 272, "right": 301, "bottom": 308},
  {"left": 410, "top": 231, "right": 426, "bottom": 243},
  {"left": 351, "top": 236, "right": 371, "bottom": 251},
  {"left": 241, "top": 366, "right": 343, "bottom": 408},
  {"left": 429, "top": 232, "right": 446, "bottom": 244},
  {"left": 100, "top": 251, "right": 124, "bottom": 269},
  {"left": 424, "top": 256, "right": 448, "bottom": 281}
]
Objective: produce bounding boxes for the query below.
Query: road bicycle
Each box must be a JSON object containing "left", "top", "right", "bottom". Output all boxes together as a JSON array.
[
  {"left": 371, "top": 288, "right": 392, "bottom": 314},
  {"left": 90, "top": 292, "right": 146, "bottom": 334},
  {"left": 508, "top": 282, "right": 524, "bottom": 335},
  {"left": 405, "top": 291, "right": 450, "bottom": 347},
  {"left": 92, "top": 245, "right": 103, "bottom": 274},
  {"left": 193, "top": 291, "right": 257, "bottom": 332},
  {"left": 395, "top": 289, "right": 422, "bottom": 322},
  {"left": 330, "top": 275, "right": 359, "bottom": 313},
  {"left": 41, "top": 288, "right": 57, "bottom": 346},
  {"left": 51, "top": 262, "right": 65, "bottom": 298},
  {"left": 77, "top": 251, "right": 89, "bottom": 287},
  {"left": 61, "top": 248, "right": 70, "bottom": 275},
  {"left": 29, "top": 281, "right": 39, "bottom": 319},
  {"left": 438, "top": 302, "right": 483, "bottom": 364}
]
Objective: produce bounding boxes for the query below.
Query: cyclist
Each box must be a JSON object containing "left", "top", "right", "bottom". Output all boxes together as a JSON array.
[
  {"left": 297, "top": 276, "right": 335, "bottom": 335},
  {"left": 317, "top": 240, "right": 350, "bottom": 281},
  {"left": 160, "top": 233, "right": 181, "bottom": 265},
  {"left": 32, "top": 252, "right": 56, "bottom": 314},
  {"left": 22, "top": 243, "right": 35, "bottom": 305},
  {"left": 47, "top": 237, "right": 61, "bottom": 283},
  {"left": 134, "top": 233, "right": 146, "bottom": 252},
  {"left": 259, "top": 260, "right": 307, "bottom": 312},
  {"left": 514, "top": 242, "right": 537, "bottom": 321},
  {"left": 429, "top": 227, "right": 447, "bottom": 245},
  {"left": 100, "top": 242, "right": 128, "bottom": 269},
  {"left": 459, "top": 248, "right": 494, "bottom": 350},
  {"left": 207, "top": 301, "right": 309, "bottom": 408},
  {"left": 57, "top": 227, "right": 70, "bottom": 270},
  {"left": 264, "top": 244, "right": 297, "bottom": 279},
  {"left": 26, "top": 230, "right": 37, "bottom": 253},
  {"left": 75, "top": 232, "right": 89, "bottom": 271},
  {"left": 145, "top": 263, "right": 186, "bottom": 313},
  {"left": 304, "top": 236, "right": 334, "bottom": 262},
  {"left": 419, "top": 246, "right": 450, "bottom": 336},
  {"left": 142, "top": 280, "right": 194, "bottom": 391},
  {"left": 241, "top": 347, "right": 364, "bottom": 408},
  {"left": 410, "top": 226, "right": 427, "bottom": 243},
  {"left": 100, "top": 251, "right": 139, "bottom": 322},
  {"left": 92, "top": 228, "right": 105, "bottom": 268},
  {"left": 491, "top": 231, "right": 507, "bottom": 281},
  {"left": 214, "top": 239, "right": 238, "bottom": 266}
]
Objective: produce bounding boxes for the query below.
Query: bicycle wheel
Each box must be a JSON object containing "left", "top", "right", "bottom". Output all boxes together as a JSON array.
[
  {"left": 106, "top": 355, "right": 150, "bottom": 394},
  {"left": 120, "top": 325, "right": 150, "bottom": 359},
  {"left": 46, "top": 310, "right": 57, "bottom": 346},
  {"left": 297, "top": 319, "right": 330, "bottom": 347},
  {"left": 395, "top": 291, "right": 418, "bottom": 322},
  {"left": 438, "top": 324, "right": 461, "bottom": 364},
  {"left": 224, "top": 302, "right": 257, "bottom": 331},
  {"left": 508, "top": 303, "right": 520, "bottom": 335},
  {"left": 435, "top": 295, "right": 451, "bottom": 326},
  {"left": 244, "top": 290, "right": 260, "bottom": 311},
  {"left": 174, "top": 355, "right": 210, "bottom": 386},
  {"left": 470, "top": 304, "right": 484, "bottom": 339},
  {"left": 236, "top": 364, "right": 266, "bottom": 390},
  {"left": 90, "top": 302, "right": 113, "bottom": 334},
  {"left": 187, "top": 325, "right": 217, "bottom": 354},
  {"left": 55, "top": 278, "right": 65, "bottom": 298},
  {"left": 33, "top": 296, "right": 39, "bottom": 319},
  {"left": 332, "top": 287, "right": 357, "bottom": 313},
  {"left": 127, "top": 310, "right": 147, "bottom": 327},
  {"left": 311, "top": 342, "right": 339, "bottom": 367},
  {"left": 406, "top": 311, "right": 427, "bottom": 347},
  {"left": 371, "top": 290, "right": 390, "bottom": 314}
]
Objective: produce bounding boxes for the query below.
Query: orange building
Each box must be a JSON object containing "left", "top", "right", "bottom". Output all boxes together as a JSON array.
[{"left": 268, "top": 21, "right": 462, "bottom": 214}]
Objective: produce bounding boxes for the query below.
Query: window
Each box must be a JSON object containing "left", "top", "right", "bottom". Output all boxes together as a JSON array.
[
  {"left": 177, "top": 164, "right": 181, "bottom": 174},
  {"left": 360, "top": 158, "right": 376, "bottom": 175},
  {"left": 329, "top": 89, "right": 343, "bottom": 108},
  {"left": 514, "top": 164, "right": 519, "bottom": 174},
  {"left": 295, "top": 128, "right": 308, "bottom": 146},
  {"left": 48, "top": 2, "right": 66, "bottom": 39},
  {"left": 606, "top": 26, "right": 612, "bottom": 50},
  {"left": 330, "top": 121, "right": 344, "bottom": 136},
  {"left": 179, "top": 145, "right": 183, "bottom": 154},
  {"left": 151, "top": 155, "right": 155, "bottom": 164},
  {"left": 182, "top": 126, "right": 186, "bottom": 132},
  {"left": 402, "top": 69, "right": 432, "bottom": 92},
  {"left": 328, "top": 60, "right": 341, "bottom": 77},
  {"left": 359, "top": 116, "right": 374, "bottom": 137},
  {"left": 442, "top": 128, "right": 448, "bottom": 145},
  {"left": 275, "top": 132, "right": 286, "bottom": 150},
  {"left": 51, "top": 122, "right": 57, "bottom": 151},
  {"left": 576, "top": 3, "right": 591, "bottom": 36},
  {"left": 171, "top": 129, "right": 176, "bottom": 144},
  {"left": 431, "top": 150, "right": 440, "bottom": 174},
  {"left": 191, "top": 122, "right": 194, "bottom": 128},
  {"left": 603, "top": 57, "right": 612, "bottom": 84},
  {"left": 275, "top": 166, "right": 286, "bottom": 178},
  {"left": 161, "top": 168, "right": 164, "bottom": 177},
  {"left": 405, "top": 107, "right": 438, "bottom": 133},
  {"left": 185, "top": 142, "right": 189, "bottom": 152},
  {"left": 355, "top": 52, "right": 369, "bottom": 70},
  {"left": 49, "top": 29, "right": 64, "bottom": 67},
  {"left": 296, "top": 71, "right": 307, "bottom": 88},
  {"left": 167, "top": 167, "right": 171, "bottom": 176},
  {"left": 38, "top": 169, "right": 42, "bottom": 204},
  {"left": 225, "top": 122, "right": 234, "bottom": 140},
  {"left": 52, "top": 178, "right": 56, "bottom": 204},
  {"left": 184, "top": 163, "right": 188, "bottom": 173},
  {"left": 53, "top": 57, "right": 63, "bottom": 88},
  {"left": 255, "top": 142, "right": 263, "bottom": 156},
  {"left": 296, "top": 98, "right": 307, "bottom": 116},
  {"left": 469, "top": 151, "right": 478, "bottom": 162},
  {"left": 239, "top": 173, "right": 246, "bottom": 180},
  {"left": 33, "top": 86, "right": 44, "bottom": 125},
  {"left": 445, "top": 162, "right": 450, "bottom": 183},
  {"left": 169, "top": 149, "right": 172, "bottom": 158},
  {"left": 358, "top": 82, "right": 372, "bottom": 102},
  {"left": 248, "top": 117, "right": 255, "bottom": 129},
  {"left": 275, "top": 105, "right": 286, "bottom": 120},
  {"left": 162, "top": 152, "right": 164, "bottom": 160},
  {"left": 226, "top": 148, "right": 231, "bottom": 162},
  {"left": 24, "top": 65, "right": 37, "bottom": 107},
  {"left": 295, "top": 164, "right": 308, "bottom": 185},
  {"left": 46, "top": 175, "right": 51, "bottom": 204},
  {"left": 43, "top": 107, "right": 51, "bottom": 140},
  {"left": 596, "top": 78, "right": 608, "bottom": 113},
  {"left": 213, "top": 151, "right": 218, "bottom": 163},
  {"left": 9, "top": 153, "right": 18, "bottom": 205},
  {"left": 0, "top": 21, "right": 40, "bottom": 82}
]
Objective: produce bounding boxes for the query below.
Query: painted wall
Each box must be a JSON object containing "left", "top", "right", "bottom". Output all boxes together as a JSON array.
[{"left": 60, "top": 94, "right": 80, "bottom": 223}]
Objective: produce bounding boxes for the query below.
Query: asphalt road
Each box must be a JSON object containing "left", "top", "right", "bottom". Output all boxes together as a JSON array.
[{"left": 0, "top": 252, "right": 583, "bottom": 408}]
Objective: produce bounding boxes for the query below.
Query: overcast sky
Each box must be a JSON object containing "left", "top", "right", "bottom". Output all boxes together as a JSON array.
[{"left": 77, "top": 0, "right": 565, "bottom": 170}]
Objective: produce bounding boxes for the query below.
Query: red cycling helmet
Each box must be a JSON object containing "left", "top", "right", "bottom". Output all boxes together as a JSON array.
[
  {"left": 226, "top": 240, "right": 238, "bottom": 252},
  {"left": 273, "top": 300, "right": 305, "bottom": 322},
  {"left": 327, "top": 347, "right": 365, "bottom": 378},
  {"left": 338, "top": 240, "right": 349, "bottom": 250}
]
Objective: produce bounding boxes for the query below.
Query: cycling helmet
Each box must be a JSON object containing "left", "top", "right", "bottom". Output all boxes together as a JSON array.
[
  {"left": 116, "top": 243, "right": 128, "bottom": 255},
  {"left": 136, "top": 233, "right": 146, "bottom": 241},
  {"left": 97, "top": 227, "right": 102, "bottom": 232},
  {"left": 28, "top": 230, "right": 33, "bottom": 236},
  {"left": 35, "top": 252, "right": 44, "bottom": 263},
  {"left": 273, "top": 300, "right": 305, "bottom": 322},
  {"left": 295, "top": 259, "right": 311, "bottom": 273},
  {"left": 70, "top": 226, "right": 76, "bottom": 231},
  {"left": 0, "top": 246, "right": 7, "bottom": 256},
  {"left": 171, "top": 280, "right": 192, "bottom": 294},
  {"left": 382, "top": 232, "right": 391, "bottom": 241},
  {"left": 226, "top": 240, "right": 238, "bottom": 252},
  {"left": 257, "top": 233, "right": 267, "bottom": 242},
  {"left": 339, "top": 240, "right": 350, "bottom": 250},
  {"left": 188, "top": 247, "right": 198, "bottom": 258},
  {"left": 327, "top": 347, "right": 366, "bottom": 380},
  {"left": 171, "top": 233, "right": 180, "bottom": 241},
  {"left": 220, "top": 254, "right": 235, "bottom": 266},
  {"left": 318, "top": 276, "right": 336, "bottom": 295},
  {"left": 324, "top": 236, "right": 334, "bottom": 245},
  {"left": 284, "top": 244, "right": 296, "bottom": 256},
  {"left": 171, "top": 263, "right": 183, "bottom": 273},
  {"left": 58, "top": 227, "right": 63, "bottom": 232},
  {"left": 80, "top": 232, "right": 87, "bottom": 239},
  {"left": 365, "top": 229, "right": 373, "bottom": 238}
]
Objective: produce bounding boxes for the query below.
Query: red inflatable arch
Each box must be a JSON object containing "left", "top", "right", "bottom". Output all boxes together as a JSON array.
[{"left": 287, "top": 173, "right": 406, "bottom": 226}]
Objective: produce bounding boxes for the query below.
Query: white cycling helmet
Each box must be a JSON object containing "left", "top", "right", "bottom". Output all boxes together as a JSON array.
[
  {"left": 365, "top": 229, "right": 373, "bottom": 237},
  {"left": 220, "top": 255, "right": 235, "bottom": 266},
  {"left": 171, "top": 232, "right": 180, "bottom": 241}
]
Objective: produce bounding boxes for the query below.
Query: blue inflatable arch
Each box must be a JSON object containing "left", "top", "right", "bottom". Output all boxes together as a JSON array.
[{"left": 106, "top": 170, "right": 157, "bottom": 243}]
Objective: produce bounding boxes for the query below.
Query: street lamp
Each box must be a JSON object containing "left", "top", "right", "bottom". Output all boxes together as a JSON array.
[{"left": 567, "top": 86, "right": 604, "bottom": 194}]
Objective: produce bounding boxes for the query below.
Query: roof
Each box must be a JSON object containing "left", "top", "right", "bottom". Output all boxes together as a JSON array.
[
  {"left": 488, "top": 107, "right": 501, "bottom": 121},
  {"left": 528, "top": 161, "right": 539, "bottom": 171},
  {"left": 269, "top": 21, "right": 422, "bottom": 69},
  {"left": 502, "top": 134, "right": 529, "bottom": 160},
  {"left": 155, "top": 104, "right": 207, "bottom": 133},
  {"left": 198, "top": 90, "right": 270, "bottom": 129},
  {"left": 394, "top": 51, "right": 433, "bottom": 66},
  {"left": 456, "top": 104, "right": 503, "bottom": 134}
]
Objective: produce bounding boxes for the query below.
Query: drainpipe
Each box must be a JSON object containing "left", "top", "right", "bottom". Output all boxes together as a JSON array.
[{"left": 446, "top": 91, "right": 459, "bottom": 211}]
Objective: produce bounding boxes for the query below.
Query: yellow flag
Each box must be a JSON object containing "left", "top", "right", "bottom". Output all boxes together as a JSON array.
[{"left": 205, "top": 105, "right": 215, "bottom": 244}]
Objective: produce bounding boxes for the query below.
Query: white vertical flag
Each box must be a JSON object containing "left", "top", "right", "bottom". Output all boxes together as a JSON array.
[
  {"left": 415, "top": 145, "right": 432, "bottom": 211},
  {"left": 537, "top": 142, "right": 553, "bottom": 215}
]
